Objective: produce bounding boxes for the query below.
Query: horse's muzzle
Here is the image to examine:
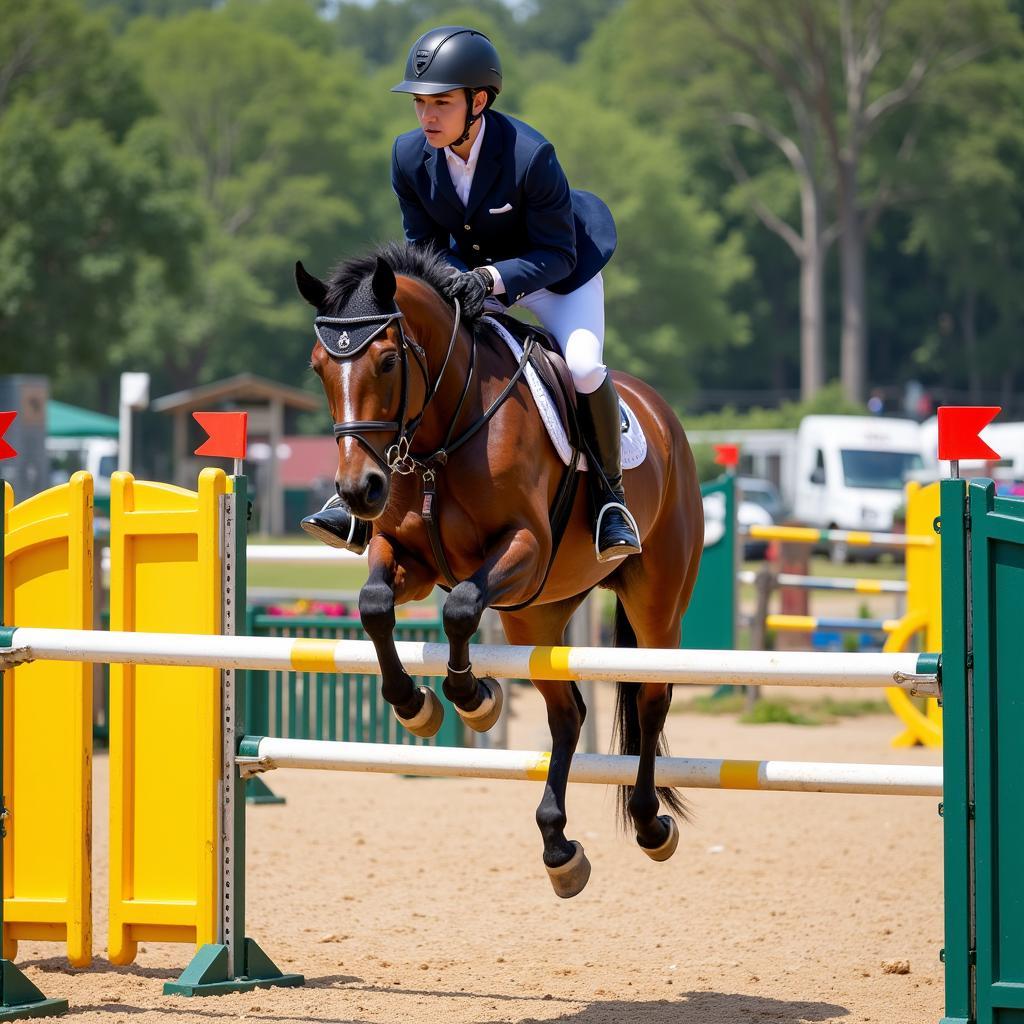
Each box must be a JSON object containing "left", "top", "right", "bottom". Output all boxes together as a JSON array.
[{"left": 338, "top": 469, "right": 389, "bottom": 520}]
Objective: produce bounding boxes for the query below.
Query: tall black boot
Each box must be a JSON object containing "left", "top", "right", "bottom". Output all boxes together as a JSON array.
[
  {"left": 576, "top": 376, "right": 642, "bottom": 563},
  {"left": 300, "top": 494, "right": 372, "bottom": 554}
]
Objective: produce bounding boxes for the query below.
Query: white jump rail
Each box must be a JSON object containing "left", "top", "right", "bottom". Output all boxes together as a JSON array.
[
  {"left": 237, "top": 737, "right": 943, "bottom": 797},
  {"left": 0, "top": 628, "right": 940, "bottom": 694},
  {"left": 246, "top": 545, "right": 365, "bottom": 564},
  {"left": 100, "top": 544, "right": 366, "bottom": 575}
]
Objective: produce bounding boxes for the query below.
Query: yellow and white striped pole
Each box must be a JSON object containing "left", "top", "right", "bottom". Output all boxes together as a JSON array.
[
  {"left": 237, "top": 737, "right": 943, "bottom": 797},
  {"left": 0, "top": 627, "right": 939, "bottom": 693}
]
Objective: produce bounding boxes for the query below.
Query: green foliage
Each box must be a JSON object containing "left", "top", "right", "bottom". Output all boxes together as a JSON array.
[
  {"left": 685, "top": 382, "right": 864, "bottom": 430},
  {"left": 0, "top": 97, "right": 202, "bottom": 404},
  {"left": 678, "top": 692, "right": 889, "bottom": 722},
  {"left": 521, "top": 80, "right": 751, "bottom": 400},
  {"left": 740, "top": 699, "right": 819, "bottom": 726},
  {"left": 3, "top": 0, "right": 1023, "bottom": 419},
  {"left": 113, "top": 7, "right": 390, "bottom": 387}
]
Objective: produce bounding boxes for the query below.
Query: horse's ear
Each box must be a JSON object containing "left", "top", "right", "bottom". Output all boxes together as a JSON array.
[
  {"left": 295, "top": 261, "right": 327, "bottom": 309},
  {"left": 371, "top": 256, "right": 396, "bottom": 306}
]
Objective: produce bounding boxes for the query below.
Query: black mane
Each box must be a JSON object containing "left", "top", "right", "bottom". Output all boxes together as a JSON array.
[{"left": 323, "top": 241, "right": 455, "bottom": 314}]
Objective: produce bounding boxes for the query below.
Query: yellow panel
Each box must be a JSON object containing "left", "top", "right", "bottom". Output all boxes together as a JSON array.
[
  {"left": 885, "top": 481, "right": 943, "bottom": 749},
  {"left": 906, "top": 481, "right": 942, "bottom": 652},
  {"left": 107, "top": 470, "right": 224, "bottom": 966},
  {"left": 2, "top": 473, "right": 93, "bottom": 967}
]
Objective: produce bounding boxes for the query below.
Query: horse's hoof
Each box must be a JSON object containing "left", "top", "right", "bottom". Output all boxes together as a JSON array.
[
  {"left": 545, "top": 841, "right": 591, "bottom": 899},
  {"left": 637, "top": 815, "right": 679, "bottom": 862},
  {"left": 395, "top": 686, "right": 444, "bottom": 738},
  {"left": 456, "top": 677, "right": 503, "bottom": 733}
]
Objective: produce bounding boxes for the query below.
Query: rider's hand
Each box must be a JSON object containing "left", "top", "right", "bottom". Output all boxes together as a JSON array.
[{"left": 445, "top": 269, "right": 493, "bottom": 319}]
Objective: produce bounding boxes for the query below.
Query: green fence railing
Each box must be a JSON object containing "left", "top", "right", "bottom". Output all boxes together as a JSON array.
[{"left": 244, "top": 610, "right": 466, "bottom": 749}]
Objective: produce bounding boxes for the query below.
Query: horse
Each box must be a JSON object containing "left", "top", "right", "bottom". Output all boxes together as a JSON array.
[{"left": 295, "top": 242, "right": 703, "bottom": 898}]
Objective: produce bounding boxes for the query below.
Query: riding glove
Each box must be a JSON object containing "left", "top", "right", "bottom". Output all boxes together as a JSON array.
[{"left": 445, "top": 269, "right": 493, "bottom": 319}]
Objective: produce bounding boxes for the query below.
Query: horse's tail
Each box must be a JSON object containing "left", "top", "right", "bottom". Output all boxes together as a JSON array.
[{"left": 612, "top": 598, "right": 689, "bottom": 829}]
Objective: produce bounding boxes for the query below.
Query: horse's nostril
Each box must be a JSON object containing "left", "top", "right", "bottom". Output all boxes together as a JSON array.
[{"left": 364, "top": 473, "right": 386, "bottom": 507}]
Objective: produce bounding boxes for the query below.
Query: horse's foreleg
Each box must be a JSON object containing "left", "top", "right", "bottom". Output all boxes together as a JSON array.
[
  {"left": 533, "top": 680, "right": 590, "bottom": 896},
  {"left": 441, "top": 529, "right": 544, "bottom": 733},
  {"left": 359, "top": 538, "right": 444, "bottom": 737}
]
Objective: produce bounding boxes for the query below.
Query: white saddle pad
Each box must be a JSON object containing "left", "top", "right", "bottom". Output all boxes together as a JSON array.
[{"left": 481, "top": 316, "right": 648, "bottom": 471}]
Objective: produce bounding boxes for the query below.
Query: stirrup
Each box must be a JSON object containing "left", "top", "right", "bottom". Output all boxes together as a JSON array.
[
  {"left": 594, "top": 501, "right": 642, "bottom": 563},
  {"left": 300, "top": 496, "right": 371, "bottom": 554}
]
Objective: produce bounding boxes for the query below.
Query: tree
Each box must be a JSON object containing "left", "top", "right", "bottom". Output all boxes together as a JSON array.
[
  {"left": 521, "top": 81, "right": 751, "bottom": 406},
  {"left": 586, "top": 0, "right": 1014, "bottom": 402},
  {"left": 902, "top": 53, "right": 1024, "bottom": 402},
  {"left": 0, "top": 0, "right": 152, "bottom": 135},
  {"left": 0, "top": 0, "right": 201, "bottom": 407},
  {"left": 115, "top": 9, "right": 390, "bottom": 387},
  {"left": 514, "top": 0, "right": 625, "bottom": 61}
]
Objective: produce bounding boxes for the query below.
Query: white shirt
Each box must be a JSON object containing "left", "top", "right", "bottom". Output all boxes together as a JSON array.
[{"left": 444, "top": 116, "right": 505, "bottom": 295}]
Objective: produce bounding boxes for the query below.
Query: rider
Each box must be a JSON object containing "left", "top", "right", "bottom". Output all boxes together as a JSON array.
[{"left": 301, "top": 25, "right": 642, "bottom": 564}]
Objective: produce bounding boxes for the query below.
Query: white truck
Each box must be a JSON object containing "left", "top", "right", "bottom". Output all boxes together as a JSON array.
[
  {"left": 47, "top": 436, "right": 118, "bottom": 520},
  {"left": 793, "top": 416, "right": 924, "bottom": 549}
]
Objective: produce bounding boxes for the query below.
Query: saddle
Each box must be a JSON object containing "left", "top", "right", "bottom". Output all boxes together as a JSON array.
[{"left": 478, "top": 312, "right": 579, "bottom": 448}]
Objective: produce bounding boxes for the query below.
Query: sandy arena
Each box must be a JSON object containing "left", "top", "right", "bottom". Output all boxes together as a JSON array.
[{"left": 19, "top": 684, "right": 944, "bottom": 1023}]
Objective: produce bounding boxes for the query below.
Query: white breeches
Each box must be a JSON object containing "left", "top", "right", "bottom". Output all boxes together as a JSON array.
[{"left": 511, "top": 272, "right": 607, "bottom": 395}]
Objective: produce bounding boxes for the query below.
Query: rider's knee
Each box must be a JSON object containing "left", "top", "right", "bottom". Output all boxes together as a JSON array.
[{"left": 564, "top": 332, "right": 606, "bottom": 394}]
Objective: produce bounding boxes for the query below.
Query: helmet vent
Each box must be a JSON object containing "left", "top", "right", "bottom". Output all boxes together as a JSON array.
[{"left": 414, "top": 49, "right": 431, "bottom": 75}]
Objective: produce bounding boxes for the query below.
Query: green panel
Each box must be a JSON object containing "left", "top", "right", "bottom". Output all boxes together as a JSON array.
[
  {"left": 941, "top": 479, "right": 973, "bottom": 1024},
  {"left": 970, "top": 485, "right": 1024, "bottom": 1024},
  {"left": 681, "top": 475, "right": 735, "bottom": 650},
  {"left": 243, "top": 613, "right": 465, "bottom": 748}
]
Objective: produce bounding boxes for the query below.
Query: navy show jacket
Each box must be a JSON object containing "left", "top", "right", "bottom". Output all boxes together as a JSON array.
[{"left": 391, "top": 110, "right": 616, "bottom": 302}]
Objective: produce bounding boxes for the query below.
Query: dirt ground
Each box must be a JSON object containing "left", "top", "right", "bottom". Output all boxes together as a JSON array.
[{"left": 19, "top": 684, "right": 944, "bottom": 1024}]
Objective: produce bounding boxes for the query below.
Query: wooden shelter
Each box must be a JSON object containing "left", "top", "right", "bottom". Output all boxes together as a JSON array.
[{"left": 152, "top": 374, "right": 320, "bottom": 535}]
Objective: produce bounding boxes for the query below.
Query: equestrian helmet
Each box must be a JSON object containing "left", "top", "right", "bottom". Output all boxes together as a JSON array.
[{"left": 391, "top": 26, "right": 502, "bottom": 104}]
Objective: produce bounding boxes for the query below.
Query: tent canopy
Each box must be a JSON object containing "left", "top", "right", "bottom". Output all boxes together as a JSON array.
[{"left": 47, "top": 400, "right": 119, "bottom": 438}]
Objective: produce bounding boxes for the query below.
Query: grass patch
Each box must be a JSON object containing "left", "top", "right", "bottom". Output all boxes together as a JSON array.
[
  {"left": 682, "top": 692, "right": 748, "bottom": 715},
  {"left": 741, "top": 699, "right": 819, "bottom": 725},
  {"left": 675, "top": 691, "right": 890, "bottom": 725}
]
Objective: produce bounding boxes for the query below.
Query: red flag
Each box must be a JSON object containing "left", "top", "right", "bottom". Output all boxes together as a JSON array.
[
  {"left": 0, "top": 411, "right": 16, "bottom": 460},
  {"left": 937, "top": 406, "right": 1001, "bottom": 461},
  {"left": 714, "top": 443, "right": 740, "bottom": 468},
  {"left": 193, "top": 411, "right": 248, "bottom": 459}
]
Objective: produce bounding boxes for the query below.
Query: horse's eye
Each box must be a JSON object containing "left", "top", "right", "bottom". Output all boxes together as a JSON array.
[{"left": 380, "top": 353, "right": 398, "bottom": 374}]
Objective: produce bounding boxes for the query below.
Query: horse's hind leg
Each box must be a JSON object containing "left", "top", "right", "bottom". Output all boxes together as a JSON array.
[
  {"left": 614, "top": 476, "right": 702, "bottom": 859},
  {"left": 500, "top": 597, "right": 592, "bottom": 898},
  {"left": 629, "top": 681, "right": 680, "bottom": 858}
]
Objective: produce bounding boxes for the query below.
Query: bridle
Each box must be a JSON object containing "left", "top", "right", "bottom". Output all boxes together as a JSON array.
[
  {"left": 313, "top": 285, "right": 577, "bottom": 607},
  {"left": 315, "top": 293, "right": 536, "bottom": 488},
  {"left": 316, "top": 304, "right": 459, "bottom": 478}
]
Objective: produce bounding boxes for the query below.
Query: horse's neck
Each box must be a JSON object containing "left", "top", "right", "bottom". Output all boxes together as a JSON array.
[{"left": 411, "top": 310, "right": 480, "bottom": 451}]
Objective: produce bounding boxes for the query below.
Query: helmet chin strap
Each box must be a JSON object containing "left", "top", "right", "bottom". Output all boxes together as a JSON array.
[{"left": 450, "top": 88, "right": 483, "bottom": 148}]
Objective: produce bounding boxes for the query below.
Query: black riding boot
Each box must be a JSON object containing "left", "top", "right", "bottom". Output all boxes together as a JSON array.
[
  {"left": 577, "top": 376, "right": 642, "bottom": 563},
  {"left": 300, "top": 494, "right": 372, "bottom": 554}
]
